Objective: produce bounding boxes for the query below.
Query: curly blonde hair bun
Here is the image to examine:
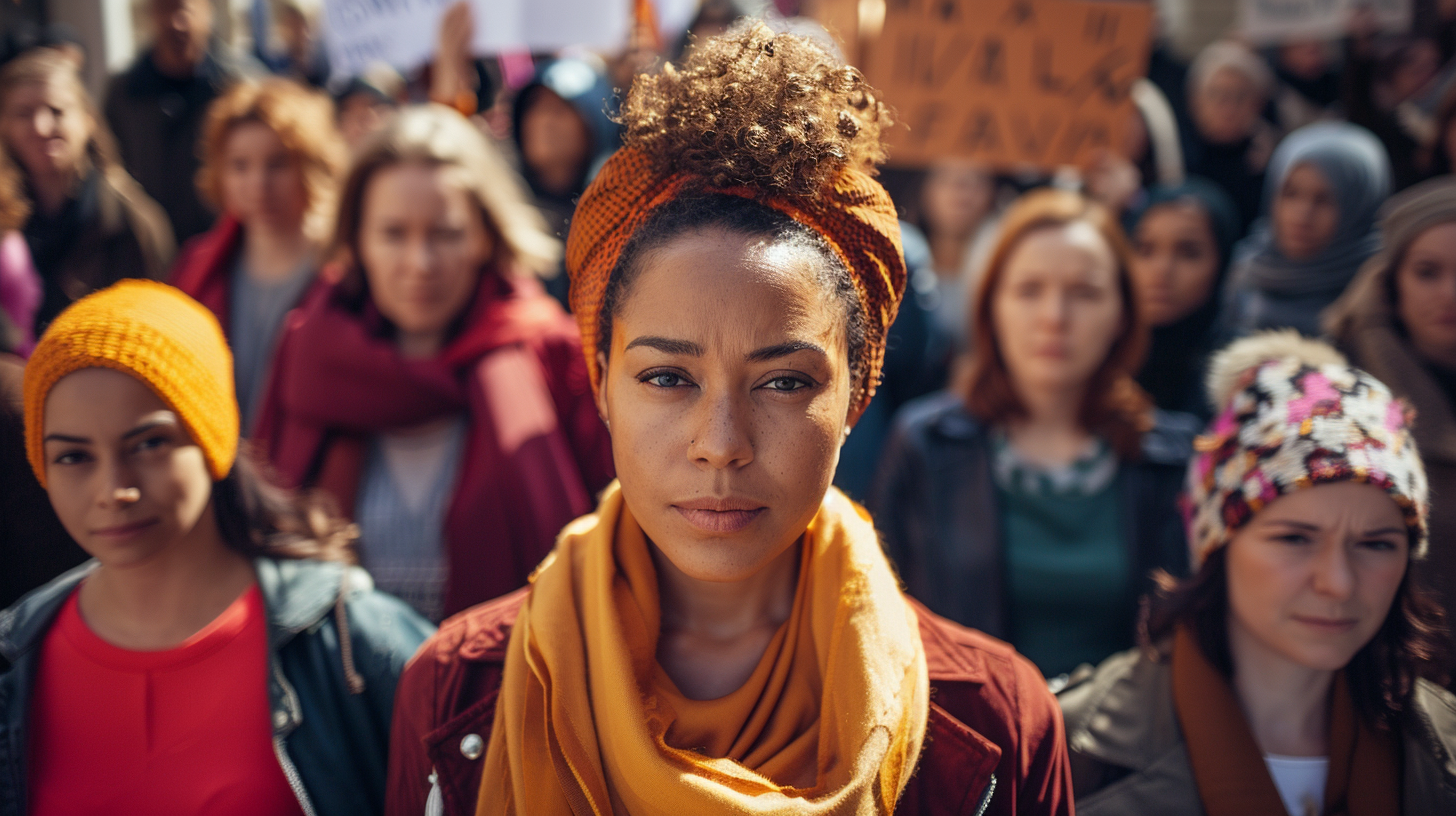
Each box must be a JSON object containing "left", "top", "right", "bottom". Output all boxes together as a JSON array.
[{"left": 619, "top": 21, "right": 891, "bottom": 198}]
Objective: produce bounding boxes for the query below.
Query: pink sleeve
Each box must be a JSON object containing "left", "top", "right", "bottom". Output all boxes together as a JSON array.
[{"left": 0, "top": 232, "right": 42, "bottom": 357}]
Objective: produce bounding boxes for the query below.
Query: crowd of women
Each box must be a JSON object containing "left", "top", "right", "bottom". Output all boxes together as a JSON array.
[{"left": 3, "top": 2, "right": 1456, "bottom": 814}]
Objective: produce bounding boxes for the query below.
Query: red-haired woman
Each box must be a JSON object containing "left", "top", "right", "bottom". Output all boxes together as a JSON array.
[
  {"left": 171, "top": 77, "right": 347, "bottom": 430},
  {"left": 872, "top": 189, "right": 1197, "bottom": 679}
]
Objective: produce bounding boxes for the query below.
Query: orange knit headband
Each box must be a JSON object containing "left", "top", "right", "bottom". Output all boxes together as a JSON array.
[{"left": 565, "top": 146, "right": 906, "bottom": 413}]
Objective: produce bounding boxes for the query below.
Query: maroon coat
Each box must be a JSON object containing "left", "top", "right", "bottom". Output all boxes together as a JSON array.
[{"left": 386, "top": 591, "right": 1074, "bottom": 816}]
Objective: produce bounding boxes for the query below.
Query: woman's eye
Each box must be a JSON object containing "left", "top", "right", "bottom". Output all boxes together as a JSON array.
[
  {"left": 1360, "top": 538, "right": 1399, "bottom": 552},
  {"left": 133, "top": 435, "right": 170, "bottom": 454},
  {"left": 642, "top": 371, "right": 689, "bottom": 389},
  {"left": 1276, "top": 533, "right": 1311, "bottom": 545},
  {"left": 763, "top": 376, "right": 810, "bottom": 392},
  {"left": 52, "top": 450, "right": 89, "bottom": 465}
]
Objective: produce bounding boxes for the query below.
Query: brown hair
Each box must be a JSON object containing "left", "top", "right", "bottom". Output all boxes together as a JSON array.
[
  {"left": 196, "top": 77, "right": 347, "bottom": 240},
  {"left": 0, "top": 50, "right": 134, "bottom": 227},
  {"left": 962, "top": 188, "right": 1152, "bottom": 458},
  {"left": 331, "top": 104, "right": 559, "bottom": 296},
  {"left": 1143, "top": 552, "right": 1453, "bottom": 729},
  {"left": 620, "top": 20, "right": 889, "bottom": 198},
  {"left": 213, "top": 444, "right": 357, "bottom": 564}
]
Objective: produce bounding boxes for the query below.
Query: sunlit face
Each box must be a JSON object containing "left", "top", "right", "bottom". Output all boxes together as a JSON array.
[
  {"left": 1130, "top": 202, "right": 1221, "bottom": 327},
  {"left": 42, "top": 368, "right": 216, "bottom": 569},
  {"left": 1193, "top": 67, "right": 1264, "bottom": 145},
  {"left": 992, "top": 223, "right": 1125, "bottom": 397},
  {"left": 0, "top": 76, "right": 91, "bottom": 180},
  {"left": 219, "top": 121, "right": 308, "bottom": 232},
  {"left": 357, "top": 162, "right": 494, "bottom": 358},
  {"left": 597, "top": 227, "right": 854, "bottom": 583},
  {"left": 1396, "top": 222, "right": 1456, "bottom": 368},
  {"left": 1273, "top": 163, "right": 1339, "bottom": 262},
  {"left": 1225, "top": 482, "right": 1409, "bottom": 673},
  {"left": 921, "top": 159, "right": 995, "bottom": 240}
]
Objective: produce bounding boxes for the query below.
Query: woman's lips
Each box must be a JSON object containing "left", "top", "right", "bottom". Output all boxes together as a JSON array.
[
  {"left": 672, "top": 498, "right": 767, "bottom": 534},
  {"left": 90, "top": 518, "right": 159, "bottom": 540},
  {"left": 1291, "top": 615, "right": 1358, "bottom": 632}
]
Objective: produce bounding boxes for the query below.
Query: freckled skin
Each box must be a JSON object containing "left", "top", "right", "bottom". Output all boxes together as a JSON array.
[{"left": 595, "top": 227, "right": 855, "bottom": 584}]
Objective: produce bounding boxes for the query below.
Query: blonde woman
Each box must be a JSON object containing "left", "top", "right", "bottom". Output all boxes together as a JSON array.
[
  {"left": 0, "top": 48, "right": 174, "bottom": 328},
  {"left": 253, "top": 105, "right": 613, "bottom": 622}
]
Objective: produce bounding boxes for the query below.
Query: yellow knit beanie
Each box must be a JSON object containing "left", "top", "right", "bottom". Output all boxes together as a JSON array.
[{"left": 24, "top": 280, "right": 238, "bottom": 486}]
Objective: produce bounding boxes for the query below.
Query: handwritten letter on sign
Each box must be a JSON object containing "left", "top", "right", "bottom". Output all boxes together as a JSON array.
[{"left": 862, "top": 0, "right": 1154, "bottom": 170}]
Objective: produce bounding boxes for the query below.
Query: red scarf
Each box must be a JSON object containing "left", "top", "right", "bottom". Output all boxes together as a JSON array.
[
  {"left": 253, "top": 271, "right": 614, "bottom": 616},
  {"left": 169, "top": 215, "right": 244, "bottom": 329},
  {"left": 1171, "top": 626, "right": 1401, "bottom": 816}
]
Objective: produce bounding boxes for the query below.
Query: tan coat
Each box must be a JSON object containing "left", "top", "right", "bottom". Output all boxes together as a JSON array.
[
  {"left": 1326, "top": 247, "right": 1456, "bottom": 625},
  {"left": 1058, "top": 648, "right": 1456, "bottom": 816}
]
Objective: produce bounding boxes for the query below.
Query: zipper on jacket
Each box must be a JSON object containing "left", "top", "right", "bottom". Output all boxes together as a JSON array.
[
  {"left": 273, "top": 736, "right": 319, "bottom": 816},
  {"left": 973, "top": 774, "right": 996, "bottom": 816},
  {"left": 270, "top": 660, "right": 318, "bottom": 816}
]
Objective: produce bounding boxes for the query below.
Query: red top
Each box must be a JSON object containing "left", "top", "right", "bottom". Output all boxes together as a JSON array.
[{"left": 27, "top": 584, "right": 306, "bottom": 816}]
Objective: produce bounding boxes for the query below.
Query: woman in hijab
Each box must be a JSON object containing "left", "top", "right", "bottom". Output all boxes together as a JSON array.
[
  {"left": 385, "top": 24, "right": 1072, "bottom": 816},
  {"left": 1129, "top": 177, "right": 1242, "bottom": 417},
  {"left": 1326, "top": 177, "right": 1456, "bottom": 634},
  {"left": 1220, "top": 122, "right": 1391, "bottom": 340}
]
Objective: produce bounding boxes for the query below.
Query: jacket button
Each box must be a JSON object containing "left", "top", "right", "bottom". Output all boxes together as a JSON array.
[
  {"left": 460, "top": 734, "right": 484, "bottom": 760},
  {"left": 273, "top": 711, "right": 290, "bottom": 729}
]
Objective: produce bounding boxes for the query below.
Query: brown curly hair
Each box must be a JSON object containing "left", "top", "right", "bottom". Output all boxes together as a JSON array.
[
  {"left": 619, "top": 21, "right": 890, "bottom": 198},
  {"left": 196, "top": 78, "right": 348, "bottom": 240}
]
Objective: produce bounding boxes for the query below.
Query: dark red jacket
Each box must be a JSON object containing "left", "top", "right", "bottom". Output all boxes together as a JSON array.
[{"left": 386, "top": 591, "right": 1074, "bottom": 816}]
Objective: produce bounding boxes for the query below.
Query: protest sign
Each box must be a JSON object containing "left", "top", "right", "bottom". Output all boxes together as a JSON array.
[
  {"left": 322, "top": 0, "right": 632, "bottom": 79},
  {"left": 1238, "top": 0, "right": 1412, "bottom": 45},
  {"left": 861, "top": 0, "right": 1154, "bottom": 170}
]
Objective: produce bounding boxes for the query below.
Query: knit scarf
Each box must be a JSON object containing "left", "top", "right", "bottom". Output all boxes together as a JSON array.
[
  {"left": 252, "top": 271, "right": 604, "bottom": 617},
  {"left": 1171, "top": 626, "right": 1400, "bottom": 816},
  {"left": 477, "top": 482, "right": 929, "bottom": 815}
]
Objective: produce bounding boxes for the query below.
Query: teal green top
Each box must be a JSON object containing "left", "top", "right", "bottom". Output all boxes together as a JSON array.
[{"left": 992, "top": 433, "right": 1132, "bottom": 678}]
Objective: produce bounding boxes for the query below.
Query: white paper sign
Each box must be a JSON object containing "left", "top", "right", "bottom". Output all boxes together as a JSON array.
[
  {"left": 1238, "top": 0, "right": 1412, "bottom": 44},
  {"left": 322, "top": 0, "right": 632, "bottom": 79}
]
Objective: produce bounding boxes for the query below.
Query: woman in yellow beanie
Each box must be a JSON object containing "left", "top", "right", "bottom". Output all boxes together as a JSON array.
[{"left": 0, "top": 279, "right": 434, "bottom": 816}]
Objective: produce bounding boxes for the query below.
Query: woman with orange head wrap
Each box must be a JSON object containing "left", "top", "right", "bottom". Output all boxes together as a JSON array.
[{"left": 385, "top": 23, "right": 1072, "bottom": 816}]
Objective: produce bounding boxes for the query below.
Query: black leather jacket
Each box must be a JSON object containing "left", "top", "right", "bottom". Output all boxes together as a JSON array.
[
  {"left": 870, "top": 391, "right": 1198, "bottom": 648},
  {"left": 0, "top": 558, "right": 434, "bottom": 816}
]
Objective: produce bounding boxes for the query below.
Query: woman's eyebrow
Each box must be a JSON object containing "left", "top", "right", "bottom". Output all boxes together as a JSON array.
[
  {"left": 43, "top": 433, "right": 89, "bottom": 445},
  {"left": 746, "top": 341, "right": 826, "bottom": 362},
  {"left": 121, "top": 419, "right": 175, "bottom": 441},
  {"left": 625, "top": 336, "right": 704, "bottom": 356}
]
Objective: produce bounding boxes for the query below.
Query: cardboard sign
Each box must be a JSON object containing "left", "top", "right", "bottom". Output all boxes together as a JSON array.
[
  {"left": 1238, "top": 0, "right": 1412, "bottom": 45},
  {"left": 861, "top": 0, "right": 1155, "bottom": 170},
  {"left": 322, "top": 0, "right": 632, "bottom": 79}
]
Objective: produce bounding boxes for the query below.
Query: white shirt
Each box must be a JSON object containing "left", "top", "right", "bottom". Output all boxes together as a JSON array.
[{"left": 1264, "top": 754, "right": 1329, "bottom": 816}]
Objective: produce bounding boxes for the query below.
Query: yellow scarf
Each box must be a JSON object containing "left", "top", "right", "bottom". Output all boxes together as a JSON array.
[{"left": 477, "top": 482, "right": 929, "bottom": 815}]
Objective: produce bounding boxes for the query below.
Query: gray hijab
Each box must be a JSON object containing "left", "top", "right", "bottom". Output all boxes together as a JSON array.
[{"left": 1231, "top": 122, "right": 1391, "bottom": 297}]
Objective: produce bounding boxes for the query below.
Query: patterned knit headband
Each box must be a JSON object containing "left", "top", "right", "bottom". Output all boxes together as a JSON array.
[{"left": 1185, "top": 332, "right": 1428, "bottom": 565}]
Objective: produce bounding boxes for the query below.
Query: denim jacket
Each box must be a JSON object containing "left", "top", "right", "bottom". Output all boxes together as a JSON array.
[{"left": 0, "top": 557, "right": 434, "bottom": 816}]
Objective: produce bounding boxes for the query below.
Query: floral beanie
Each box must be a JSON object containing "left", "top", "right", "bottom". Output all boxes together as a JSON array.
[{"left": 1185, "top": 331, "right": 1428, "bottom": 567}]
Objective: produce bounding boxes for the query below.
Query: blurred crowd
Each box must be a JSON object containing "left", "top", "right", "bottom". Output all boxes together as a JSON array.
[{"left": 4, "top": 0, "right": 1456, "bottom": 813}]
